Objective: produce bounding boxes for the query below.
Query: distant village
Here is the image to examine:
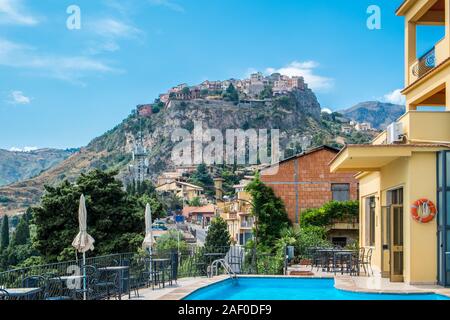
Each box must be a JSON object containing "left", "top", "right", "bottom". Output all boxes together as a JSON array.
[{"left": 137, "top": 72, "right": 309, "bottom": 117}]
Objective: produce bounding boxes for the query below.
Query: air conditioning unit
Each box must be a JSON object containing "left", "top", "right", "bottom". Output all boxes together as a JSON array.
[{"left": 387, "top": 122, "right": 403, "bottom": 144}]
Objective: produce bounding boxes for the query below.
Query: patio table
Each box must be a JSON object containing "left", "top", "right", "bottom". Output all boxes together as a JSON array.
[
  {"left": 98, "top": 266, "right": 130, "bottom": 300},
  {"left": 151, "top": 259, "right": 170, "bottom": 289},
  {"left": 333, "top": 251, "right": 358, "bottom": 275},
  {"left": 316, "top": 249, "right": 337, "bottom": 272},
  {"left": 3, "top": 288, "right": 42, "bottom": 300}
]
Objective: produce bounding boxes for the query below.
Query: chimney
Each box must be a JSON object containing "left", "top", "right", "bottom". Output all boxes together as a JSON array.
[{"left": 214, "top": 178, "right": 225, "bottom": 201}]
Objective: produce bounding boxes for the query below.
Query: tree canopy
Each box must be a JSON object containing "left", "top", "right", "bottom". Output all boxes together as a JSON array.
[
  {"left": 204, "top": 217, "right": 231, "bottom": 250},
  {"left": 32, "top": 169, "right": 164, "bottom": 262},
  {"left": 189, "top": 164, "right": 214, "bottom": 196},
  {"left": 222, "top": 84, "right": 239, "bottom": 103},
  {"left": 245, "top": 173, "right": 291, "bottom": 250}
]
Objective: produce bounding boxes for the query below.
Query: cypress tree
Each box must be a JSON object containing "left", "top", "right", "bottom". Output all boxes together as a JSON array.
[
  {"left": 12, "top": 216, "right": 30, "bottom": 246},
  {"left": 204, "top": 217, "right": 231, "bottom": 251},
  {"left": 1, "top": 215, "right": 10, "bottom": 251}
]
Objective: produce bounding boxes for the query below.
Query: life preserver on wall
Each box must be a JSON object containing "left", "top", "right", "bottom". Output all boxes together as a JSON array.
[{"left": 411, "top": 199, "right": 437, "bottom": 223}]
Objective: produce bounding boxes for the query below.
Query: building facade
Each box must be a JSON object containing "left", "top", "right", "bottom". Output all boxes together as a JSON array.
[
  {"left": 217, "top": 178, "right": 254, "bottom": 246},
  {"left": 260, "top": 146, "right": 359, "bottom": 224},
  {"left": 330, "top": 0, "right": 450, "bottom": 285}
]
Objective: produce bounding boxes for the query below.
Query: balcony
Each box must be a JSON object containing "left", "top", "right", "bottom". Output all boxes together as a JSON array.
[
  {"left": 411, "top": 47, "right": 436, "bottom": 81},
  {"left": 409, "top": 37, "right": 449, "bottom": 85}
]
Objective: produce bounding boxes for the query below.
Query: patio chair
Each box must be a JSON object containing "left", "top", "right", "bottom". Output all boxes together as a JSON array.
[
  {"left": 225, "top": 247, "right": 244, "bottom": 275},
  {"left": 75, "top": 265, "right": 98, "bottom": 300},
  {"left": 128, "top": 259, "right": 146, "bottom": 298},
  {"left": 95, "top": 269, "right": 119, "bottom": 300},
  {"left": 22, "top": 275, "right": 46, "bottom": 300},
  {"left": 0, "top": 289, "right": 10, "bottom": 300},
  {"left": 358, "top": 247, "right": 366, "bottom": 274},
  {"left": 43, "top": 275, "right": 74, "bottom": 300},
  {"left": 361, "top": 248, "right": 373, "bottom": 276}
]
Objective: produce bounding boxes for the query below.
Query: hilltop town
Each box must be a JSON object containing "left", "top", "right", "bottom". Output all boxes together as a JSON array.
[{"left": 137, "top": 72, "right": 310, "bottom": 117}]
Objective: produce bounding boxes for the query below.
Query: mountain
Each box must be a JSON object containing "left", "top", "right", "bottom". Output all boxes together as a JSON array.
[
  {"left": 340, "top": 101, "right": 405, "bottom": 130},
  {"left": 0, "top": 89, "right": 376, "bottom": 216},
  {"left": 0, "top": 148, "right": 73, "bottom": 187}
]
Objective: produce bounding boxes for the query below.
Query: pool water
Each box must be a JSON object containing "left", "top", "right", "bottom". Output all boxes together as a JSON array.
[{"left": 184, "top": 278, "right": 450, "bottom": 300}]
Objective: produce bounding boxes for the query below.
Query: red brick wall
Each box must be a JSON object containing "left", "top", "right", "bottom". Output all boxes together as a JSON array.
[{"left": 261, "top": 148, "right": 358, "bottom": 224}]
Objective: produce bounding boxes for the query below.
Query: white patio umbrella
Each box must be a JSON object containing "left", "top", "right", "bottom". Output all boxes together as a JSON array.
[
  {"left": 142, "top": 203, "right": 154, "bottom": 283},
  {"left": 72, "top": 194, "right": 95, "bottom": 300}
]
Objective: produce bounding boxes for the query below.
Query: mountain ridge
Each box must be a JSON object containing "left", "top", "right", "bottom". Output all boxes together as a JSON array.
[
  {"left": 339, "top": 101, "right": 405, "bottom": 130},
  {"left": 0, "top": 148, "right": 73, "bottom": 187}
]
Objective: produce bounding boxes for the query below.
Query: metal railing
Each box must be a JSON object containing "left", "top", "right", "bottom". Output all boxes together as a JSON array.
[
  {"left": 412, "top": 47, "right": 436, "bottom": 79},
  {"left": 0, "top": 247, "right": 285, "bottom": 300},
  {"left": 208, "top": 259, "right": 237, "bottom": 279},
  {"left": 240, "top": 221, "right": 254, "bottom": 228}
]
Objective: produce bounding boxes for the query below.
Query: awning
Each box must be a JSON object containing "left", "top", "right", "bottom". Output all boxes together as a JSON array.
[{"left": 330, "top": 144, "right": 450, "bottom": 173}]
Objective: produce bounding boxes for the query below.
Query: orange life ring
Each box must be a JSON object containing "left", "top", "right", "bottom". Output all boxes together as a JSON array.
[{"left": 411, "top": 199, "right": 437, "bottom": 223}]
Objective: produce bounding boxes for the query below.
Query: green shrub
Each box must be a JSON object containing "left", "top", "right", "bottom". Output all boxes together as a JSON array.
[{"left": 301, "top": 200, "right": 359, "bottom": 227}]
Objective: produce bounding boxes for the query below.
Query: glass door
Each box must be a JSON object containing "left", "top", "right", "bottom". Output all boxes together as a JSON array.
[
  {"left": 390, "top": 204, "right": 404, "bottom": 282},
  {"left": 381, "top": 206, "right": 390, "bottom": 278},
  {"left": 437, "top": 151, "right": 450, "bottom": 287}
]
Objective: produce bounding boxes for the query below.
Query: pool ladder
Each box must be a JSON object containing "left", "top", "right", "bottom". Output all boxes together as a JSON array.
[{"left": 208, "top": 259, "right": 237, "bottom": 280}]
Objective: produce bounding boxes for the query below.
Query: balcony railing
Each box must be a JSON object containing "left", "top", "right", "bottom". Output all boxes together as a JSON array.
[
  {"left": 412, "top": 47, "right": 436, "bottom": 80},
  {"left": 240, "top": 221, "right": 254, "bottom": 228}
]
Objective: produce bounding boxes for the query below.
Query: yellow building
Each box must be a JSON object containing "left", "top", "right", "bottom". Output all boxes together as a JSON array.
[
  {"left": 330, "top": 0, "right": 450, "bottom": 286},
  {"left": 156, "top": 180, "right": 205, "bottom": 204},
  {"left": 217, "top": 179, "right": 254, "bottom": 246}
]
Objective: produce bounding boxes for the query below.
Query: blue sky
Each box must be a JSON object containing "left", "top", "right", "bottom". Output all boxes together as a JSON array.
[{"left": 0, "top": 0, "right": 443, "bottom": 150}]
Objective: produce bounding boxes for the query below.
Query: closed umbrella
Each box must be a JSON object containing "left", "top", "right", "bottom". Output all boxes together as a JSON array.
[
  {"left": 142, "top": 203, "right": 154, "bottom": 250},
  {"left": 72, "top": 194, "right": 95, "bottom": 300},
  {"left": 142, "top": 203, "right": 154, "bottom": 284}
]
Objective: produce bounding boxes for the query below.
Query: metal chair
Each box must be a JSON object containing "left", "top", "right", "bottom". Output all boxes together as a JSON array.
[
  {"left": 95, "top": 270, "right": 119, "bottom": 300},
  {"left": 75, "top": 265, "right": 97, "bottom": 300},
  {"left": 43, "top": 274, "right": 74, "bottom": 300},
  {"left": 358, "top": 247, "right": 366, "bottom": 274},
  {"left": 44, "top": 275, "right": 74, "bottom": 300},
  {"left": 363, "top": 248, "right": 374, "bottom": 276},
  {"left": 0, "top": 289, "right": 10, "bottom": 300},
  {"left": 128, "top": 259, "right": 146, "bottom": 298},
  {"left": 22, "top": 275, "right": 46, "bottom": 300}
]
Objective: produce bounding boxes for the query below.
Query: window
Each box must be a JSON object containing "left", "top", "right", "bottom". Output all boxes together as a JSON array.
[
  {"left": 332, "top": 184, "right": 350, "bottom": 201},
  {"left": 365, "top": 196, "right": 376, "bottom": 246},
  {"left": 332, "top": 237, "right": 347, "bottom": 248}
]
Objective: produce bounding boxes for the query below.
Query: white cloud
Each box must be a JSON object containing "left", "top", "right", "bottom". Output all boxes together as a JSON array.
[
  {"left": 85, "top": 18, "right": 143, "bottom": 54},
  {"left": 149, "top": 0, "right": 184, "bottom": 12},
  {"left": 9, "top": 90, "right": 31, "bottom": 104},
  {"left": 265, "top": 61, "right": 334, "bottom": 92},
  {"left": 382, "top": 89, "right": 406, "bottom": 105},
  {"left": 91, "top": 18, "right": 142, "bottom": 39},
  {"left": 0, "top": 0, "right": 38, "bottom": 25},
  {"left": 0, "top": 38, "right": 119, "bottom": 84},
  {"left": 9, "top": 146, "right": 38, "bottom": 152},
  {"left": 321, "top": 108, "right": 332, "bottom": 114}
]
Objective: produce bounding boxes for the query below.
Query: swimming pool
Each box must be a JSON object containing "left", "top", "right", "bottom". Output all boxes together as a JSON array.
[{"left": 184, "top": 277, "right": 450, "bottom": 300}]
